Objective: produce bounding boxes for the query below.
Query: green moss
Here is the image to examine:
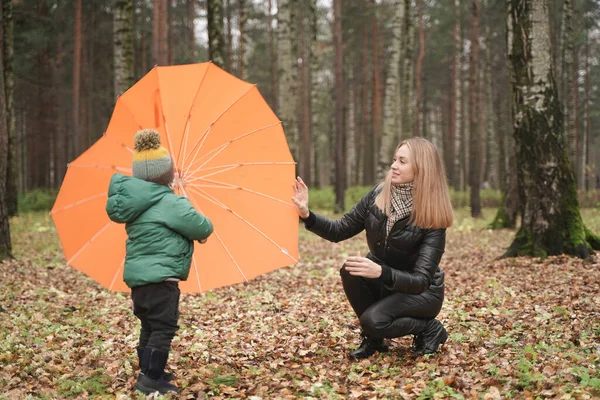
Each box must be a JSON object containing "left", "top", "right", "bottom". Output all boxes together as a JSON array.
[
  {"left": 488, "top": 197, "right": 516, "bottom": 229},
  {"left": 585, "top": 226, "right": 600, "bottom": 250},
  {"left": 504, "top": 228, "right": 548, "bottom": 258}
]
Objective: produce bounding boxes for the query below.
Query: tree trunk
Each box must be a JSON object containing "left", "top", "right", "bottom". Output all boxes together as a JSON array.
[
  {"left": 379, "top": 0, "right": 403, "bottom": 180},
  {"left": 268, "top": 0, "right": 277, "bottom": 111},
  {"left": 152, "top": 0, "right": 159, "bottom": 65},
  {"left": 299, "top": 12, "right": 311, "bottom": 187},
  {"left": 2, "top": 0, "right": 16, "bottom": 216},
  {"left": 207, "top": 0, "right": 226, "bottom": 68},
  {"left": 469, "top": 0, "right": 481, "bottom": 217},
  {"left": 359, "top": 21, "right": 369, "bottom": 186},
  {"left": 187, "top": 0, "right": 195, "bottom": 62},
  {"left": 370, "top": 0, "right": 381, "bottom": 184},
  {"left": 401, "top": 0, "right": 414, "bottom": 145},
  {"left": 584, "top": 27, "right": 590, "bottom": 192},
  {"left": 238, "top": 0, "right": 247, "bottom": 79},
  {"left": 413, "top": 0, "right": 424, "bottom": 137},
  {"left": 114, "top": 0, "right": 135, "bottom": 97},
  {"left": 504, "top": 0, "right": 599, "bottom": 258},
  {"left": 73, "top": 0, "right": 82, "bottom": 156},
  {"left": 333, "top": 0, "right": 344, "bottom": 212},
  {"left": 225, "top": 0, "right": 232, "bottom": 72},
  {"left": 277, "top": 0, "right": 298, "bottom": 161},
  {"left": 563, "top": 0, "right": 577, "bottom": 181},
  {"left": 0, "top": 2, "right": 12, "bottom": 259},
  {"left": 158, "top": 0, "right": 168, "bottom": 65}
]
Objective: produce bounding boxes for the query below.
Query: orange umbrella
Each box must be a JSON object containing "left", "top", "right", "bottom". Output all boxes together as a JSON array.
[{"left": 50, "top": 62, "right": 299, "bottom": 293}]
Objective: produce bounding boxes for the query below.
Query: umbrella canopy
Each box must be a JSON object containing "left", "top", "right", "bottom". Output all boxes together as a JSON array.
[{"left": 50, "top": 62, "right": 299, "bottom": 293}]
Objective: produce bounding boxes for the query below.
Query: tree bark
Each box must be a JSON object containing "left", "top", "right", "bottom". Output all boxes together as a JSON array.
[
  {"left": 469, "top": 0, "right": 481, "bottom": 217},
  {"left": 158, "top": 0, "right": 168, "bottom": 65},
  {"left": 333, "top": 0, "right": 344, "bottom": 212},
  {"left": 584, "top": 27, "right": 590, "bottom": 191},
  {"left": 73, "top": 0, "right": 82, "bottom": 156},
  {"left": 238, "top": 0, "right": 247, "bottom": 79},
  {"left": 225, "top": 0, "right": 232, "bottom": 72},
  {"left": 504, "top": 0, "right": 599, "bottom": 258},
  {"left": 370, "top": 0, "right": 381, "bottom": 184},
  {"left": 187, "top": 0, "right": 195, "bottom": 62},
  {"left": 268, "top": 0, "right": 277, "bottom": 110},
  {"left": 0, "top": 2, "right": 13, "bottom": 259},
  {"left": 114, "top": 0, "right": 135, "bottom": 97},
  {"left": 413, "top": 0, "right": 424, "bottom": 137},
  {"left": 277, "top": 0, "right": 298, "bottom": 161},
  {"left": 207, "top": 0, "right": 226, "bottom": 68},
  {"left": 379, "top": 0, "right": 403, "bottom": 180},
  {"left": 2, "top": 0, "right": 16, "bottom": 216}
]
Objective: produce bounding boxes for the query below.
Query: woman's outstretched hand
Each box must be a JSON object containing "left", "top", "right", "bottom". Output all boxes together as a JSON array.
[
  {"left": 345, "top": 256, "right": 382, "bottom": 278},
  {"left": 292, "top": 176, "right": 310, "bottom": 219}
]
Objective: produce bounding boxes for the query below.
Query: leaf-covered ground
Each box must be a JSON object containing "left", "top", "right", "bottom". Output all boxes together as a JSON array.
[{"left": 1, "top": 209, "right": 600, "bottom": 399}]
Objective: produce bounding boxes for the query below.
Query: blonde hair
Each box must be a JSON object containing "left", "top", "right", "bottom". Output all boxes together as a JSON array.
[{"left": 375, "top": 137, "right": 453, "bottom": 229}]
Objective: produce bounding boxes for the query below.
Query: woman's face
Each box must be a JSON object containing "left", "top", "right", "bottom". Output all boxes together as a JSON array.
[{"left": 391, "top": 145, "right": 415, "bottom": 185}]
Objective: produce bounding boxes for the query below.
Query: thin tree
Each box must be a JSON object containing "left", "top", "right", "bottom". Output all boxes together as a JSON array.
[
  {"left": 2, "top": 0, "right": 16, "bottom": 216},
  {"left": 187, "top": 0, "right": 196, "bottom": 62},
  {"left": 413, "top": 0, "right": 424, "bottom": 137},
  {"left": 114, "top": 0, "right": 135, "bottom": 97},
  {"left": 238, "top": 0, "right": 247, "bottom": 79},
  {"left": 158, "top": 0, "right": 168, "bottom": 65},
  {"left": 207, "top": 0, "right": 226, "bottom": 68},
  {"left": 73, "top": 0, "right": 82, "bottom": 156},
  {"left": 333, "top": 0, "right": 344, "bottom": 212},
  {"left": 277, "top": 0, "right": 298, "bottom": 160},
  {"left": 469, "top": 0, "right": 482, "bottom": 218},
  {"left": 267, "top": 0, "right": 277, "bottom": 110},
  {"left": 370, "top": 0, "right": 381, "bottom": 183},
  {"left": 504, "top": 0, "right": 599, "bottom": 258},
  {"left": 225, "top": 0, "right": 232, "bottom": 71},
  {"left": 378, "top": 0, "right": 403, "bottom": 180},
  {"left": 0, "top": 2, "right": 13, "bottom": 260}
]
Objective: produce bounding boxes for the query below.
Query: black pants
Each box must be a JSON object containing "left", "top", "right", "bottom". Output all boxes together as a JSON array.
[
  {"left": 132, "top": 281, "right": 180, "bottom": 352},
  {"left": 340, "top": 265, "right": 444, "bottom": 339}
]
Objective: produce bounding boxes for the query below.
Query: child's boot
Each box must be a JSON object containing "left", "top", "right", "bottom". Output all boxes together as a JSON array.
[
  {"left": 137, "top": 346, "right": 175, "bottom": 381},
  {"left": 134, "top": 348, "right": 178, "bottom": 395}
]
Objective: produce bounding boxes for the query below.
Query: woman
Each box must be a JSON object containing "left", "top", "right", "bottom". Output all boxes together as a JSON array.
[{"left": 292, "top": 137, "right": 453, "bottom": 360}]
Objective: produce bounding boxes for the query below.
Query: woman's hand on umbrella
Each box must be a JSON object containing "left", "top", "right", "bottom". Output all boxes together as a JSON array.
[
  {"left": 345, "top": 256, "right": 382, "bottom": 278},
  {"left": 292, "top": 176, "right": 310, "bottom": 219}
]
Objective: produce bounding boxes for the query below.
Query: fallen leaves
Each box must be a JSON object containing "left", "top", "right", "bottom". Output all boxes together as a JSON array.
[{"left": 1, "top": 209, "right": 600, "bottom": 399}]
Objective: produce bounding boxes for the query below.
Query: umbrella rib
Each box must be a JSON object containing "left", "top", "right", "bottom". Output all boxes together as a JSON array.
[
  {"left": 186, "top": 162, "right": 295, "bottom": 183},
  {"left": 66, "top": 222, "right": 113, "bottom": 266},
  {"left": 191, "top": 254, "right": 203, "bottom": 293},
  {"left": 183, "top": 125, "right": 212, "bottom": 178},
  {"left": 178, "top": 63, "right": 212, "bottom": 170},
  {"left": 187, "top": 186, "right": 299, "bottom": 264},
  {"left": 103, "top": 132, "right": 135, "bottom": 154},
  {"left": 180, "top": 84, "right": 256, "bottom": 175},
  {"left": 50, "top": 192, "right": 108, "bottom": 215},
  {"left": 109, "top": 256, "right": 126, "bottom": 291},
  {"left": 118, "top": 96, "right": 145, "bottom": 130},
  {"left": 186, "top": 181, "right": 294, "bottom": 208},
  {"left": 183, "top": 122, "right": 282, "bottom": 177},
  {"left": 67, "top": 164, "right": 132, "bottom": 174},
  {"left": 182, "top": 187, "right": 248, "bottom": 283}
]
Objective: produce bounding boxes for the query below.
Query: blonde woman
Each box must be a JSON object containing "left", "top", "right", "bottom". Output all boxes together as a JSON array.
[{"left": 292, "top": 137, "right": 453, "bottom": 360}]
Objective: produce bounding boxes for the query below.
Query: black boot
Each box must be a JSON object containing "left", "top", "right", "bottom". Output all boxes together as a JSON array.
[
  {"left": 137, "top": 347, "right": 175, "bottom": 381},
  {"left": 348, "top": 335, "right": 388, "bottom": 360},
  {"left": 134, "top": 348, "right": 178, "bottom": 395},
  {"left": 412, "top": 319, "right": 448, "bottom": 355}
]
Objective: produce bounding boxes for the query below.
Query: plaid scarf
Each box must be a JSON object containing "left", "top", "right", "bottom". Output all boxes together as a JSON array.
[{"left": 386, "top": 183, "right": 413, "bottom": 235}]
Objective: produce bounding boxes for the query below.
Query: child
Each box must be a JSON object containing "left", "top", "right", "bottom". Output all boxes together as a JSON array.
[{"left": 106, "top": 129, "right": 213, "bottom": 394}]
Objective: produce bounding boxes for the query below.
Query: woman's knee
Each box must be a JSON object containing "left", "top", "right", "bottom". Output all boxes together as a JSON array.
[{"left": 359, "top": 309, "right": 388, "bottom": 338}]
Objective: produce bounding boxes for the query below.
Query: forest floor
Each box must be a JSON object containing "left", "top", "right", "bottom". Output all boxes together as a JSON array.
[{"left": 1, "top": 209, "right": 599, "bottom": 399}]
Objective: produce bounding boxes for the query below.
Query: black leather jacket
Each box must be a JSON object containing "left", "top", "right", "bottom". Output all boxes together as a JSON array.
[{"left": 303, "top": 185, "right": 445, "bottom": 295}]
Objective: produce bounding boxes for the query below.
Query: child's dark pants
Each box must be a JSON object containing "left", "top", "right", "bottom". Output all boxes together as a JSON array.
[{"left": 132, "top": 281, "right": 180, "bottom": 352}]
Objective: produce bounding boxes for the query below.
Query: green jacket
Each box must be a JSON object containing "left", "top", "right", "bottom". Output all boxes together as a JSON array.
[{"left": 106, "top": 174, "right": 213, "bottom": 288}]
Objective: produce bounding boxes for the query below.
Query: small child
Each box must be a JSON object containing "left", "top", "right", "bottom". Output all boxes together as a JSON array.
[{"left": 106, "top": 129, "right": 213, "bottom": 395}]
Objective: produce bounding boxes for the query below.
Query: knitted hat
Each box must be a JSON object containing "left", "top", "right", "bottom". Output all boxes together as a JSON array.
[{"left": 132, "top": 129, "right": 174, "bottom": 186}]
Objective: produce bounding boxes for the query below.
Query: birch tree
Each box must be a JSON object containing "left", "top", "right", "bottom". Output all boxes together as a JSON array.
[
  {"left": 378, "top": 0, "right": 403, "bottom": 180},
  {"left": 504, "top": 0, "right": 599, "bottom": 258},
  {"left": 114, "top": 0, "right": 135, "bottom": 97}
]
